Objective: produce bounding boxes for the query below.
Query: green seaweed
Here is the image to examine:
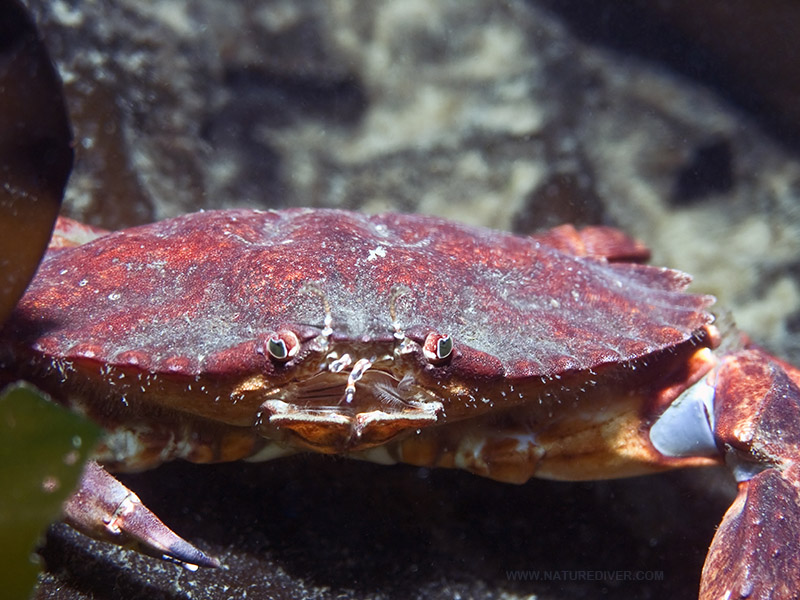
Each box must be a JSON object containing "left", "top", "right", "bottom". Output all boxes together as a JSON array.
[{"left": 0, "top": 383, "right": 102, "bottom": 600}]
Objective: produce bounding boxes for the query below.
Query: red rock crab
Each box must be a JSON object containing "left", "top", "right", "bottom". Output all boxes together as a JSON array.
[{"left": 1, "top": 208, "right": 799, "bottom": 600}]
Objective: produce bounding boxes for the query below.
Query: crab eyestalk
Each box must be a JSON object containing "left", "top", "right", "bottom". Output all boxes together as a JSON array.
[
  {"left": 262, "top": 330, "right": 300, "bottom": 362},
  {"left": 422, "top": 332, "right": 453, "bottom": 365}
]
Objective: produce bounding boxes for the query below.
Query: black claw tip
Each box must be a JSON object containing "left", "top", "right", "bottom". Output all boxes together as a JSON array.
[{"left": 166, "top": 540, "right": 221, "bottom": 569}]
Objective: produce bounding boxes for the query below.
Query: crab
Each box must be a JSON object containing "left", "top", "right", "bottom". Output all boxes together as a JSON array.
[{"left": 1, "top": 207, "right": 799, "bottom": 599}]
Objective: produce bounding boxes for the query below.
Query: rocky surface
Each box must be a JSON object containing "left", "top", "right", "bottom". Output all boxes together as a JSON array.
[{"left": 15, "top": 0, "right": 800, "bottom": 598}]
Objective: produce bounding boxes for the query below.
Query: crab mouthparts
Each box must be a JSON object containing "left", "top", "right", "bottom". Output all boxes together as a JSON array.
[{"left": 256, "top": 354, "right": 444, "bottom": 453}]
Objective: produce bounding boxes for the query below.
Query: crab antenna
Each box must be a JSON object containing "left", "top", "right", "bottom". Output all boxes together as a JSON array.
[
  {"left": 300, "top": 282, "right": 334, "bottom": 346},
  {"left": 388, "top": 285, "right": 411, "bottom": 341},
  {"left": 343, "top": 357, "right": 373, "bottom": 403}
]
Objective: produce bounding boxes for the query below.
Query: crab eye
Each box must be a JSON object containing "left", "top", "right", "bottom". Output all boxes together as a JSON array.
[
  {"left": 264, "top": 330, "right": 300, "bottom": 362},
  {"left": 423, "top": 332, "right": 453, "bottom": 365}
]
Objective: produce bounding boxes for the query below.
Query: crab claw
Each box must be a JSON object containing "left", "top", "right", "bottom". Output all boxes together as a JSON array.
[
  {"left": 699, "top": 349, "right": 800, "bottom": 600},
  {"left": 63, "top": 461, "right": 220, "bottom": 569}
]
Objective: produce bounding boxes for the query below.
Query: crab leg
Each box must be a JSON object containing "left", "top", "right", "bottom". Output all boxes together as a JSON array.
[
  {"left": 699, "top": 349, "right": 800, "bottom": 600},
  {"left": 63, "top": 461, "right": 219, "bottom": 568}
]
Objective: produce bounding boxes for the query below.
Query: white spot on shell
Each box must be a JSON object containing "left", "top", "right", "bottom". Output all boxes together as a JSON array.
[
  {"left": 108, "top": 291, "right": 121, "bottom": 301},
  {"left": 367, "top": 245, "right": 387, "bottom": 261},
  {"left": 78, "top": 279, "right": 88, "bottom": 287}
]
